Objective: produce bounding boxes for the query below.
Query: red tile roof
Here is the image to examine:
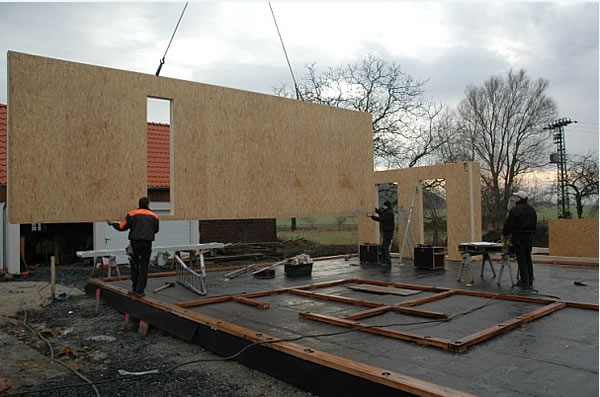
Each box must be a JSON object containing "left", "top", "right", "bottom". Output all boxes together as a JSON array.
[
  {"left": 0, "top": 104, "right": 170, "bottom": 187},
  {"left": 147, "top": 122, "right": 170, "bottom": 188}
]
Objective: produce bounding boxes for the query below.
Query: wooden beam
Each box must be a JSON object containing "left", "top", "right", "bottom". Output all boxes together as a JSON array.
[
  {"left": 392, "top": 307, "right": 450, "bottom": 320},
  {"left": 344, "top": 306, "right": 393, "bottom": 320},
  {"left": 177, "top": 296, "right": 233, "bottom": 308},
  {"left": 565, "top": 301, "right": 599, "bottom": 310},
  {"left": 451, "top": 302, "right": 567, "bottom": 352},
  {"left": 233, "top": 296, "right": 270, "bottom": 309},
  {"left": 348, "top": 279, "right": 448, "bottom": 293},
  {"left": 395, "top": 290, "right": 457, "bottom": 308},
  {"left": 347, "top": 284, "right": 421, "bottom": 296},
  {"left": 289, "top": 289, "right": 383, "bottom": 307},
  {"left": 292, "top": 279, "right": 351, "bottom": 290},
  {"left": 299, "top": 312, "right": 452, "bottom": 350}
]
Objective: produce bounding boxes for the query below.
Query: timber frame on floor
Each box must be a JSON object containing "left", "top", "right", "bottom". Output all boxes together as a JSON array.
[{"left": 86, "top": 271, "right": 597, "bottom": 397}]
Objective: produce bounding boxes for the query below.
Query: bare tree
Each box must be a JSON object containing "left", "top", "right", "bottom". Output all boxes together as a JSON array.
[
  {"left": 274, "top": 54, "right": 448, "bottom": 168},
  {"left": 455, "top": 69, "right": 557, "bottom": 229},
  {"left": 566, "top": 152, "right": 599, "bottom": 218}
]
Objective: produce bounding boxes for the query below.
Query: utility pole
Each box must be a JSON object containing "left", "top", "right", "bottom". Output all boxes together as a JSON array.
[{"left": 545, "top": 118, "right": 577, "bottom": 219}]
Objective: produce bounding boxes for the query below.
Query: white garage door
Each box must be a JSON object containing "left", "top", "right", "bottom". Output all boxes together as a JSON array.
[{"left": 102, "top": 220, "right": 196, "bottom": 264}]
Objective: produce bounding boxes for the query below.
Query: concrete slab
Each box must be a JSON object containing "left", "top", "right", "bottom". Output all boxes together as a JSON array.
[{"left": 87, "top": 257, "right": 598, "bottom": 396}]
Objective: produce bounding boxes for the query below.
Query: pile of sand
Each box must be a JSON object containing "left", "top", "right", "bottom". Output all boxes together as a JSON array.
[{"left": 0, "top": 281, "right": 84, "bottom": 321}]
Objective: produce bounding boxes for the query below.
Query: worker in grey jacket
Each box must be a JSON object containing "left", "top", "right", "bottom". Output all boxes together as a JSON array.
[
  {"left": 368, "top": 201, "right": 395, "bottom": 266},
  {"left": 502, "top": 191, "right": 537, "bottom": 288}
]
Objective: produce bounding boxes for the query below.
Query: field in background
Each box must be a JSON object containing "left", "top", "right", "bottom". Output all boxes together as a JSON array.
[
  {"left": 535, "top": 205, "right": 598, "bottom": 221},
  {"left": 276, "top": 204, "right": 598, "bottom": 247},
  {"left": 277, "top": 216, "right": 359, "bottom": 245}
]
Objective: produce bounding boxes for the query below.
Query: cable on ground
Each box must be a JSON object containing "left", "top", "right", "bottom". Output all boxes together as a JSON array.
[{"left": 4, "top": 288, "right": 563, "bottom": 396}]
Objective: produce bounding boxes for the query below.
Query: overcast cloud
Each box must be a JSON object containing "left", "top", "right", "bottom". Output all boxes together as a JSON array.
[{"left": 0, "top": 2, "right": 597, "bottom": 155}]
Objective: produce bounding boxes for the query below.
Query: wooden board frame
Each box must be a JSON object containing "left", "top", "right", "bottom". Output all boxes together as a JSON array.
[
  {"left": 88, "top": 276, "right": 476, "bottom": 397},
  {"left": 90, "top": 272, "right": 597, "bottom": 355},
  {"left": 7, "top": 52, "right": 373, "bottom": 223},
  {"left": 358, "top": 162, "right": 482, "bottom": 261}
]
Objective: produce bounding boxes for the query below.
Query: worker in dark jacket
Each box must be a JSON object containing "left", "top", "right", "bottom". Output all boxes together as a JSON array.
[
  {"left": 368, "top": 201, "right": 395, "bottom": 265},
  {"left": 502, "top": 191, "right": 537, "bottom": 289},
  {"left": 107, "top": 197, "right": 159, "bottom": 297}
]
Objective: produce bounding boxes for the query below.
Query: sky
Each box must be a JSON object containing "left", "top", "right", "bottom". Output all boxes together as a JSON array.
[{"left": 0, "top": 1, "right": 598, "bottom": 156}]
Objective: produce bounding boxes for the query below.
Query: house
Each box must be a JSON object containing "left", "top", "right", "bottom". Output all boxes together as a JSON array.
[{"left": 0, "top": 103, "right": 276, "bottom": 272}]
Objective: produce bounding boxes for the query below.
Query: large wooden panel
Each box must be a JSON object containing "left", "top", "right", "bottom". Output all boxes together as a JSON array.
[
  {"left": 8, "top": 52, "right": 373, "bottom": 223},
  {"left": 358, "top": 162, "right": 481, "bottom": 261},
  {"left": 549, "top": 218, "right": 599, "bottom": 258}
]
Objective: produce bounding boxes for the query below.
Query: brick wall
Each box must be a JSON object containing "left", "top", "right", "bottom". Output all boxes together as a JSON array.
[{"left": 199, "top": 219, "right": 277, "bottom": 243}]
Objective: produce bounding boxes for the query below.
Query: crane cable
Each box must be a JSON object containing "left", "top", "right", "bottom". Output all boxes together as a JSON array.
[
  {"left": 268, "top": 3, "right": 303, "bottom": 101},
  {"left": 155, "top": 2, "right": 189, "bottom": 76}
]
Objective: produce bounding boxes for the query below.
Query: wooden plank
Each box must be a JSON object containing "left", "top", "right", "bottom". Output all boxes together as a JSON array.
[
  {"left": 344, "top": 306, "right": 393, "bottom": 320},
  {"left": 349, "top": 279, "right": 448, "bottom": 293},
  {"left": 565, "top": 301, "right": 599, "bottom": 310},
  {"left": 392, "top": 307, "right": 450, "bottom": 320},
  {"left": 289, "top": 289, "right": 383, "bottom": 307},
  {"left": 299, "top": 312, "right": 452, "bottom": 350},
  {"left": 451, "top": 302, "right": 566, "bottom": 352},
  {"left": 549, "top": 218, "right": 599, "bottom": 257},
  {"left": 395, "top": 290, "right": 457, "bottom": 307},
  {"left": 347, "top": 284, "right": 421, "bottom": 296},
  {"left": 241, "top": 289, "right": 289, "bottom": 298},
  {"left": 232, "top": 296, "right": 270, "bottom": 309},
  {"left": 293, "top": 279, "right": 350, "bottom": 290},
  {"left": 455, "top": 289, "right": 555, "bottom": 304},
  {"left": 344, "top": 305, "right": 448, "bottom": 321},
  {"left": 177, "top": 296, "right": 233, "bottom": 308}
]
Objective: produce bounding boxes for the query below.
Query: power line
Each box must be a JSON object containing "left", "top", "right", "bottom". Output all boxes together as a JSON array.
[{"left": 155, "top": 2, "right": 189, "bottom": 77}]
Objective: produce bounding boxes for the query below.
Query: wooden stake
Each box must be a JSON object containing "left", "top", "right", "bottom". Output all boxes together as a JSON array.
[
  {"left": 95, "top": 288, "right": 100, "bottom": 314},
  {"left": 50, "top": 256, "right": 56, "bottom": 300},
  {"left": 138, "top": 320, "right": 149, "bottom": 336}
]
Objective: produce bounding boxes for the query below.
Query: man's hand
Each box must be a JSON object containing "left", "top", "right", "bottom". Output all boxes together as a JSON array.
[{"left": 106, "top": 219, "right": 112, "bottom": 226}]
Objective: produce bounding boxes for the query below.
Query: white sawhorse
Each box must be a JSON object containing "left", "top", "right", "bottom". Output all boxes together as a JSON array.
[
  {"left": 91, "top": 255, "right": 121, "bottom": 278},
  {"left": 457, "top": 252, "right": 515, "bottom": 286},
  {"left": 457, "top": 252, "right": 496, "bottom": 284},
  {"left": 495, "top": 253, "right": 515, "bottom": 286}
]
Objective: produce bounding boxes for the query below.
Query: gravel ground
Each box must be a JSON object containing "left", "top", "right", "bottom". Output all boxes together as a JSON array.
[
  {"left": 0, "top": 242, "right": 356, "bottom": 397},
  {"left": 1, "top": 285, "right": 315, "bottom": 397}
]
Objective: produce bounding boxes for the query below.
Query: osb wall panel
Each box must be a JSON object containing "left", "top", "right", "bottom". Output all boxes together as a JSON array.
[
  {"left": 549, "top": 219, "right": 599, "bottom": 258},
  {"left": 8, "top": 52, "right": 373, "bottom": 223},
  {"left": 358, "top": 162, "right": 481, "bottom": 261}
]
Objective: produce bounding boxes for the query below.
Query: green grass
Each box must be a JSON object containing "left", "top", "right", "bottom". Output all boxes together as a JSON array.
[
  {"left": 535, "top": 205, "right": 598, "bottom": 221},
  {"left": 277, "top": 216, "right": 359, "bottom": 228},
  {"left": 278, "top": 230, "right": 357, "bottom": 245}
]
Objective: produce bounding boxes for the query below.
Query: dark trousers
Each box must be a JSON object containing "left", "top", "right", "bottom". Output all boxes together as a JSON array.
[
  {"left": 512, "top": 234, "right": 533, "bottom": 286},
  {"left": 130, "top": 240, "right": 152, "bottom": 293},
  {"left": 381, "top": 233, "right": 393, "bottom": 265}
]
